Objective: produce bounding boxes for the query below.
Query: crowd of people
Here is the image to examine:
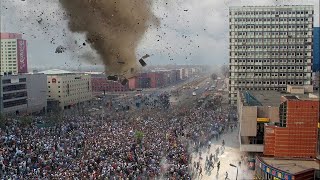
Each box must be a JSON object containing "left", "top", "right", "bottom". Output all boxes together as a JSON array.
[{"left": 0, "top": 91, "right": 235, "bottom": 179}]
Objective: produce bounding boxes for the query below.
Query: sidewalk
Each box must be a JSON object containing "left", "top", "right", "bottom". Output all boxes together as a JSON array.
[{"left": 190, "top": 128, "right": 254, "bottom": 180}]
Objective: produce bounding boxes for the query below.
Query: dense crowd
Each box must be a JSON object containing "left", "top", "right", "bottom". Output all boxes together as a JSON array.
[{"left": 0, "top": 93, "right": 234, "bottom": 179}]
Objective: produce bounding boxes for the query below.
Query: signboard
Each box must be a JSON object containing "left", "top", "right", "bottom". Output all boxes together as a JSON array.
[
  {"left": 257, "top": 118, "right": 270, "bottom": 123},
  {"left": 17, "top": 39, "right": 28, "bottom": 73},
  {"left": 256, "top": 157, "right": 292, "bottom": 180}
]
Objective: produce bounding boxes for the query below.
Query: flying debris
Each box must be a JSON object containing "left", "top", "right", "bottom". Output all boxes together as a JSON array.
[
  {"left": 36, "top": 17, "right": 42, "bottom": 24},
  {"left": 55, "top": 45, "right": 66, "bottom": 53},
  {"left": 121, "top": 79, "right": 129, "bottom": 86},
  {"left": 107, "top": 75, "right": 118, "bottom": 81},
  {"left": 139, "top": 59, "right": 147, "bottom": 67},
  {"left": 141, "top": 54, "right": 150, "bottom": 59}
]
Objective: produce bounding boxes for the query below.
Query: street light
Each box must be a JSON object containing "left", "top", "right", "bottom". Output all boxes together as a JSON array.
[{"left": 229, "top": 163, "right": 238, "bottom": 180}]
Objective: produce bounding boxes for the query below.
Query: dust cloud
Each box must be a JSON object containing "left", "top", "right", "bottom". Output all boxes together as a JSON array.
[{"left": 59, "top": 0, "right": 159, "bottom": 77}]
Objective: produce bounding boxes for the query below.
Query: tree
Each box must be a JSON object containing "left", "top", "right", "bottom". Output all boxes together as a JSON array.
[
  {"left": 221, "top": 65, "right": 229, "bottom": 78},
  {"left": 135, "top": 131, "right": 144, "bottom": 145}
]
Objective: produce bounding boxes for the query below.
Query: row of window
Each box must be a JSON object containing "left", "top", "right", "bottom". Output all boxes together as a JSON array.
[
  {"left": 3, "top": 84, "right": 26, "bottom": 92},
  {"left": 234, "top": 73, "right": 307, "bottom": 77},
  {"left": 232, "top": 59, "right": 307, "bottom": 63},
  {"left": 233, "top": 31, "right": 309, "bottom": 36},
  {"left": 3, "top": 98, "right": 27, "bottom": 108},
  {"left": 233, "top": 52, "right": 310, "bottom": 56},
  {"left": 3, "top": 91, "right": 28, "bottom": 100},
  {"left": 232, "top": 24, "right": 310, "bottom": 29},
  {"left": 234, "top": 81, "right": 304, "bottom": 85},
  {"left": 234, "top": 66, "right": 305, "bottom": 70},
  {"left": 233, "top": 87, "right": 287, "bottom": 92},
  {"left": 1, "top": 78, "right": 25, "bottom": 84},
  {"left": 232, "top": 45, "right": 310, "bottom": 50},
  {"left": 232, "top": 10, "right": 311, "bottom": 16},
  {"left": 233, "top": 38, "right": 310, "bottom": 43},
  {"left": 232, "top": 17, "right": 311, "bottom": 23}
]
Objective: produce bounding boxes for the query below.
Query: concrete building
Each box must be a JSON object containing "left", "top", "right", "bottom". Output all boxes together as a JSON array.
[
  {"left": 313, "top": 27, "right": 320, "bottom": 72},
  {"left": 0, "top": 33, "right": 28, "bottom": 74},
  {"left": 229, "top": 6, "right": 314, "bottom": 104},
  {"left": 237, "top": 91, "right": 281, "bottom": 152},
  {"left": 237, "top": 87, "right": 318, "bottom": 153},
  {"left": 0, "top": 73, "right": 47, "bottom": 115},
  {"left": 40, "top": 69, "right": 92, "bottom": 110}
]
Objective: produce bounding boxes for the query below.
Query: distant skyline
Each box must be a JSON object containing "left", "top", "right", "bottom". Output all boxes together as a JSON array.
[{"left": 1, "top": 0, "right": 319, "bottom": 71}]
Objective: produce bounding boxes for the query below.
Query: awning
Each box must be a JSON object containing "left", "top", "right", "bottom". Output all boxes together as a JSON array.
[{"left": 257, "top": 118, "right": 270, "bottom": 123}]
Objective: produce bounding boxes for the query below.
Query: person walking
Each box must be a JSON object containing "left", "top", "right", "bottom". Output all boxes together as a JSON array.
[
  {"left": 199, "top": 166, "right": 203, "bottom": 177},
  {"left": 217, "top": 161, "right": 220, "bottom": 172},
  {"left": 225, "top": 171, "right": 228, "bottom": 180}
]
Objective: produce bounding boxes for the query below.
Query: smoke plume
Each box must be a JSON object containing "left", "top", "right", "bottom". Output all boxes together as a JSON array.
[{"left": 59, "top": 0, "right": 159, "bottom": 77}]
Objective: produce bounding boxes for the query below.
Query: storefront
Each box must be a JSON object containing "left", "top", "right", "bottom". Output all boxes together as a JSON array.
[{"left": 255, "top": 156, "right": 293, "bottom": 180}]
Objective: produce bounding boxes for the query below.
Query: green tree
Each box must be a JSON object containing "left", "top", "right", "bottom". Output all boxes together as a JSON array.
[{"left": 135, "top": 131, "right": 144, "bottom": 144}]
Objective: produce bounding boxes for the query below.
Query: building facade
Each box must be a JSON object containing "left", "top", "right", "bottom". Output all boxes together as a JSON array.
[
  {"left": 0, "top": 33, "right": 28, "bottom": 74},
  {"left": 255, "top": 156, "right": 320, "bottom": 180},
  {"left": 264, "top": 96, "right": 319, "bottom": 158},
  {"left": 40, "top": 69, "right": 92, "bottom": 110},
  {"left": 229, "top": 6, "right": 314, "bottom": 104},
  {"left": 313, "top": 27, "right": 320, "bottom": 72},
  {"left": 0, "top": 73, "right": 47, "bottom": 115},
  {"left": 91, "top": 75, "right": 128, "bottom": 93}
]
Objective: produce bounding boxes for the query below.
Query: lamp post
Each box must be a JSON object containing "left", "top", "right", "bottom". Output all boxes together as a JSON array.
[{"left": 229, "top": 163, "right": 238, "bottom": 180}]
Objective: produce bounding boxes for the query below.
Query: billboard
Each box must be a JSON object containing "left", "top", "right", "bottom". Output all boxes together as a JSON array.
[{"left": 17, "top": 39, "right": 28, "bottom": 73}]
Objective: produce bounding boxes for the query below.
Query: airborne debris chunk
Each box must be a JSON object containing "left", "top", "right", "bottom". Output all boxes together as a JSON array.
[
  {"left": 121, "top": 79, "right": 128, "bottom": 86},
  {"left": 55, "top": 45, "right": 66, "bottom": 53},
  {"left": 36, "top": 17, "right": 42, "bottom": 24},
  {"left": 141, "top": 54, "right": 150, "bottom": 59},
  {"left": 107, "top": 75, "right": 118, "bottom": 81},
  {"left": 139, "top": 59, "right": 147, "bottom": 67}
]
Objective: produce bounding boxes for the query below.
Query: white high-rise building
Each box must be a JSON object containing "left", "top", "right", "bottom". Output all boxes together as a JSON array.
[
  {"left": 0, "top": 33, "right": 28, "bottom": 75},
  {"left": 229, "top": 6, "right": 314, "bottom": 104}
]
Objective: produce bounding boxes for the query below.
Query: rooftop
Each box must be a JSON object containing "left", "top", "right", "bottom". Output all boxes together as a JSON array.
[
  {"left": 261, "top": 157, "right": 320, "bottom": 175},
  {"left": 39, "top": 69, "right": 77, "bottom": 75},
  {"left": 239, "top": 90, "right": 313, "bottom": 107}
]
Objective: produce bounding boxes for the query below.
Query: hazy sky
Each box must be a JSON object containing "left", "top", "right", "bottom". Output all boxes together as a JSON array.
[{"left": 1, "top": 0, "right": 319, "bottom": 71}]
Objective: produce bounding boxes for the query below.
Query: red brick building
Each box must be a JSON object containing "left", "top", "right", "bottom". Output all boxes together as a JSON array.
[
  {"left": 264, "top": 96, "right": 319, "bottom": 158},
  {"left": 92, "top": 76, "right": 128, "bottom": 93}
]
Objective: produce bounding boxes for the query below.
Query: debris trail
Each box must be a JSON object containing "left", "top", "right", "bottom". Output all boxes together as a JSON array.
[{"left": 59, "top": 0, "right": 159, "bottom": 77}]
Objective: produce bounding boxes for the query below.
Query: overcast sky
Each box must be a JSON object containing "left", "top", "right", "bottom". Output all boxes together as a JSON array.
[{"left": 1, "top": 0, "right": 319, "bottom": 71}]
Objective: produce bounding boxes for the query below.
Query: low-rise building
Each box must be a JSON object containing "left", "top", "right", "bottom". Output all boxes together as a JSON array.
[
  {"left": 237, "top": 87, "right": 318, "bottom": 153},
  {"left": 264, "top": 96, "right": 319, "bottom": 158},
  {"left": 255, "top": 156, "right": 320, "bottom": 180},
  {"left": 238, "top": 89, "right": 320, "bottom": 179},
  {"left": 40, "top": 69, "right": 92, "bottom": 110},
  {"left": 91, "top": 74, "right": 128, "bottom": 94},
  {"left": 0, "top": 73, "right": 47, "bottom": 115}
]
